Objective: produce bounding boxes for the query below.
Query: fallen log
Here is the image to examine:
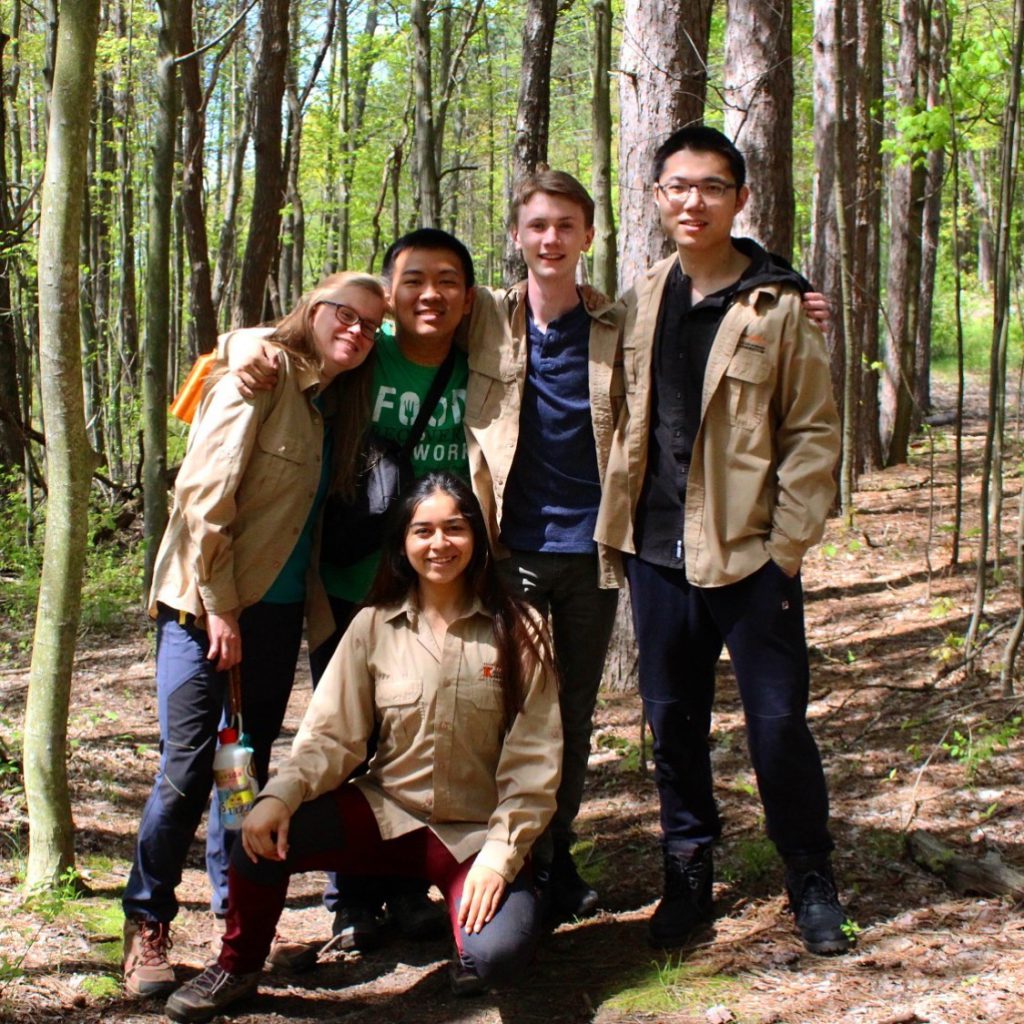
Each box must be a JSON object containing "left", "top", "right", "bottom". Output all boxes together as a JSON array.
[{"left": 907, "top": 829, "right": 1024, "bottom": 899}]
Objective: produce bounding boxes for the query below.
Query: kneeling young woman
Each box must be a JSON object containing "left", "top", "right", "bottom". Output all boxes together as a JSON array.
[{"left": 165, "top": 472, "right": 562, "bottom": 1023}]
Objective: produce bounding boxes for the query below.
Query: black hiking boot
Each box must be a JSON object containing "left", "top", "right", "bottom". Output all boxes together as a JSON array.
[
  {"left": 547, "top": 841, "right": 600, "bottom": 919},
  {"left": 648, "top": 845, "right": 714, "bottom": 948},
  {"left": 784, "top": 857, "right": 853, "bottom": 955}
]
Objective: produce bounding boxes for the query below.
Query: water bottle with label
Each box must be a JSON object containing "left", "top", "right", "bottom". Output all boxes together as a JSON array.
[{"left": 212, "top": 726, "right": 259, "bottom": 830}]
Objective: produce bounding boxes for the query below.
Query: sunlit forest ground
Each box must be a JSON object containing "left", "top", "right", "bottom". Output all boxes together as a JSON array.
[{"left": 2, "top": 374, "right": 1024, "bottom": 1023}]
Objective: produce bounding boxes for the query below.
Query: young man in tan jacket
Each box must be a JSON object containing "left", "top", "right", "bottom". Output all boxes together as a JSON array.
[
  {"left": 464, "top": 171, "right": 626, "bottom": 918},
  {"left": 596, "top": 126, "right": 850, "bottom": 954}
]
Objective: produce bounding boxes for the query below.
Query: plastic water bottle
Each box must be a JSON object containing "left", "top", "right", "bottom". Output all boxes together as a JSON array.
[{"left": 213, "top": 727, "right": 259, "bottom": 830}]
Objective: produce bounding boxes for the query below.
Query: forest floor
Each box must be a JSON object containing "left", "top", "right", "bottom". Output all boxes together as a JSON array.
[{"left": 3, "top": 377, "right": 1024, "bottom": 1024}]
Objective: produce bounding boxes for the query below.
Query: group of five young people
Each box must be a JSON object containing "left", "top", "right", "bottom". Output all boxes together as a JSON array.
[{"left": 123, "top": 126, "right": 850, "bottom": 1023}]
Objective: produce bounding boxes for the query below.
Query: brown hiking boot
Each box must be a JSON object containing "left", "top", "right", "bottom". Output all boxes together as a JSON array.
[{"left": 122, "top": 916, "right": 176, "bottom": 997}]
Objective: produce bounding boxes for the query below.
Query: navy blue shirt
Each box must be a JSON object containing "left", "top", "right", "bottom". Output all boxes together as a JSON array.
[{"left": 500, "top": 299, "right": 602, "bottom": 553}]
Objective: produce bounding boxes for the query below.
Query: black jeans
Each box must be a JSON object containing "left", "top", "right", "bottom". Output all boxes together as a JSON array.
[{"left": 625, "top": 556, "right": 833, "bottom": 859}]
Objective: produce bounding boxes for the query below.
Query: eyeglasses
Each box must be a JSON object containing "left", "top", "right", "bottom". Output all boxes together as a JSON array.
[
  {"left": 318, "top": 300, "right": 381, "bottom": 341},
  {"left": 655, "top": 179, "right": 737, "bottom": 202}
]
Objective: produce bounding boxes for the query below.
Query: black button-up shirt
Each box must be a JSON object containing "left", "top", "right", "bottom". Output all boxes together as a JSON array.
[{"left": 634, "top": 262, "right": 746, "bottom": 568}]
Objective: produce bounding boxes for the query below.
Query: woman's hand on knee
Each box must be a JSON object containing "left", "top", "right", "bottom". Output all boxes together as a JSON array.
[
  {"left": 241, "top": 796, "right": 291, "bottom": 863},
  {"left": 458, "top": 863, "right": 506, "bottom": 935}
]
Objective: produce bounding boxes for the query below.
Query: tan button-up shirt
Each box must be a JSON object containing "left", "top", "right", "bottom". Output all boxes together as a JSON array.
[
  {"left": 260, "top": 597, "right": 563, "bottom": 882},
  {"left": 148, "top": 346, "right": 333, "bottom": 644}
]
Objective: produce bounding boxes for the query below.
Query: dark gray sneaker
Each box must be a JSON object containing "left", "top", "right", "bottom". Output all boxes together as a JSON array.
[
  {"left": 785, "top": 860, "right": 853, "bottom": 955},
  {"left": 648, "top": 845, "right": 714, "bottom": 948},
  {"left": 164, "top": 963, "right": 260, "bottom": 1023},
  {"left": 331, "top": 905, "right": 384, "bottom": 951}
]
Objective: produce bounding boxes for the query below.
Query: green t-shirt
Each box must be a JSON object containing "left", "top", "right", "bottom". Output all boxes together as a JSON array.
[{"left": 322, "top": 328, "right": 470, "bottom": 602}]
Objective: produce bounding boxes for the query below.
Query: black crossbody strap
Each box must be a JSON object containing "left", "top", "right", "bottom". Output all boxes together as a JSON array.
[{"left": 400, "top": 345, "right": 457, "bottom": 458}]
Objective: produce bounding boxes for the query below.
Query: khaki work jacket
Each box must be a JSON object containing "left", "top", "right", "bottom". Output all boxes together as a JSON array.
[
  {"left": 464, "top": 282, "right": 627, "bottom": 588},
  {"left": 595, "top": 253, "right": 841, "bottom": 586},
  {"left": 260, "top": 597, "right": 563, "bottom": 882},
  {"left": 149, "top": 341, "right": 333, "bottom": 646}
]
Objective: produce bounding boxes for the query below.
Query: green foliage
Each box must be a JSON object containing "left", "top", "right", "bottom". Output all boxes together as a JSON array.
[
  {"left": 569, "top": 838, "right": 608, "bottom": 891},
  {"left": 606, "top": 956, "right": 748, "bottom": 1016},
  {"left": 929, "top": 273, "right": 1024, "bottom": 374},
  {"left": 881, "top": 102, "right": 952, "bottom": 165},
  {"left": 942, "top": 716, "right": 1022, "bottom": 782},
  {"left": 0, "top": 473, "right": 144, "bottom": 660},
  {"left": 596, "top": 732, "right": 645, "bottom": 773},
  {"left": 719, "top": 836, "right": 779, "bottom": 885},
  {"left": 23, "top": 867, "right": 84, "bottom": 921}
]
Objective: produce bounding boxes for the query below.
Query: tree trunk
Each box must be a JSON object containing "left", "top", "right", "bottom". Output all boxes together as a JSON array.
[
  {"left": 25, "top": 0, "right": 102, "bottom": 889},
  {"left": 503, "top": 0, "right": 557, "bottom": 284},
  {"left": 0, "top": 29, "right": 26, "bottom": 471},
  {"left": 724, "top": 0, "right": 794, "bottom": 259},
  {"left": 965, "top": 150, "right": 996, "bottom": 286},
  {"left": 213, "top": 53, "right": 253, "bottom": 317},
  {"left": 232, "top": 0, "right": 289, "bottom": 326},
  {"left": 112, "top": 0, "right": 139, "bottom": 480},
  {"left": 917, "top": 8, "right": 946, "bottom": 417},
  {"left": 590, "top": 0, "right": 616, "bottom": 297},
  {"left": 410, "top": 0, "right": 441, "bottom": 226},
  {"left": 176, "top": 0, "right": 218, "bottom": 355},
  {"left": 142, "top": 0, "right": 178, "bottom": 595},
  {"left": 79, "top": 151, "right": 104, "bottom": 459},
  {"left": 965, "top": 0, "right": 1024, "bottom": 658},
  {"left": 617, "top": 0, "right": 713, "bottom": 291},
  {"left": 881, "top": 0, "right": 929, "bottom": 466},
  {"left": 810, "top": 0, "right": 855, "bottom": 421},
  {"left": 852, "top": 0, "right": 884, "bottom": 472}
]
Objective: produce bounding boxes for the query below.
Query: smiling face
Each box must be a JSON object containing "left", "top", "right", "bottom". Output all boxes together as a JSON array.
[
  {"left": 310, "top": 284, "right": 385, "bottom": 382},
  {"left": 511, "top": 191, "right": 594, "bottom": 286},
  {"left": 404, "top": 489, "right": 474, "bottom": 593},
  {"left": 387, "top": 247, "right": 474, "bottom": 362},
  {"left": 654, "top": 148, "right": 749, "bottom": 257}
]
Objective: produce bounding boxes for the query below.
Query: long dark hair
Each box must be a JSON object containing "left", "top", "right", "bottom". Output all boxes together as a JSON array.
[{"left": 365, "top": 472, "right": 555, "bottom": 724}]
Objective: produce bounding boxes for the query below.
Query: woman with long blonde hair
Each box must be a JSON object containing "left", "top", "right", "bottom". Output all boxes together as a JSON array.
[{"left": 121, "top": 272, "right": 387, "bottom": 999}]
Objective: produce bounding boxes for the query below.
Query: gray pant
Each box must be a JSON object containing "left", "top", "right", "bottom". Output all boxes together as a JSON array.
[{"left": 498, "top": 550, "right": 619, "bottom": 858}]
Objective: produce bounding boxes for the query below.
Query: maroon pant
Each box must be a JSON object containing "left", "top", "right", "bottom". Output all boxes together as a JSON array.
[{"left": 220, "top": 785, "right": 540, "bottom": 983}]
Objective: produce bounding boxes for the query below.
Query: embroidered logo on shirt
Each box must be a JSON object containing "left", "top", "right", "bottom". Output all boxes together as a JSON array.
[{"left": 481, "top": 663, "right": 502, "bottom": 680}]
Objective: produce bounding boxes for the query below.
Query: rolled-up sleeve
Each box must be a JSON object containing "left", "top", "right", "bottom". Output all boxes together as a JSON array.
[{"left": 475, "top": 624, "right": 562, "bottom": 882}]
